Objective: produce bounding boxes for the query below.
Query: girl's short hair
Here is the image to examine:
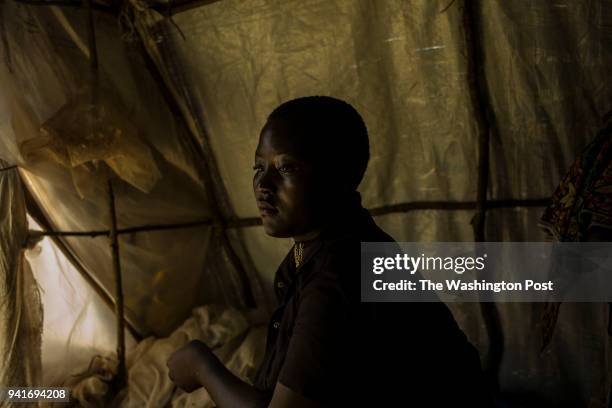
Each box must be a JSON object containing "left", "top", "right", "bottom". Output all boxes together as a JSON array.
[{"left": 267, "top": 96, "right": 370, "bottom": 190}]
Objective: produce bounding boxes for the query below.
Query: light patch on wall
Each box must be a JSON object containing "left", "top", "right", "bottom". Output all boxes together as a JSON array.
[{"left": 25, "top": 216, "right": 136, "bottom": 386}]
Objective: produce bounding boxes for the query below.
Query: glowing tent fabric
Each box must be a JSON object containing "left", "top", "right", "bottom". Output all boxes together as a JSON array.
[{"left": 0, "top": 166, "right": 42, "bottom": 395}]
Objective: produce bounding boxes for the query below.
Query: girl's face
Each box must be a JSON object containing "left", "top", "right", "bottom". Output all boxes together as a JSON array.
[{"left": 253, "top": 119, "right": 324, "bottom": 238}]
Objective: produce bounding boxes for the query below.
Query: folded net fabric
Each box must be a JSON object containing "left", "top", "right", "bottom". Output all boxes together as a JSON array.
[{"left": 0, "top": 164, "right": 43, "bottom": 405}]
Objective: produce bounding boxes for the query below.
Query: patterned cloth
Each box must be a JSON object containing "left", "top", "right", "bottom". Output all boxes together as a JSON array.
[
  {"left": 540, "top": 112, "right": 612, "bottom": 242},
  {"left": 538, "top": 111, "right": 612, "bottom": 350}
]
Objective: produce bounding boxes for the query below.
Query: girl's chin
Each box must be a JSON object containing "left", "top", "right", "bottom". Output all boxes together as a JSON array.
[{"left": 261, "top": 220, "right": 292, "bottom": 238}]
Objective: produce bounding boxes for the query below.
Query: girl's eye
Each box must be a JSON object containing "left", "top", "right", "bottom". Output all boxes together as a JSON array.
[
  {"left": 253, "top": 165, "right": 263, "bottom": 173},
  {"left": 278, "top": 165, "right": 296, "bottom": 174}
]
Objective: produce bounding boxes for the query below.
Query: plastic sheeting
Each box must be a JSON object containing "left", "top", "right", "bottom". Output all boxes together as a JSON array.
[
  {"left": 0, "top": 2, "right": 263, "bottom": 336},
  {"left": 129, "top": 1, "right": 612, "bottom": 405},
  {"left": 137, "top": 1, "right": 479, "bottom": 219},
  {"left": 131, "top": 0, "right": 612, "bottom": 282},
  {"left": 0, "top": 167, "right": 42, "bottom": 394},
  {"left": 26, "top": 216, "right": 137, "bottom": 386},
  {"left": 25, "top": 89, "right": 163, "bottom": 195}
]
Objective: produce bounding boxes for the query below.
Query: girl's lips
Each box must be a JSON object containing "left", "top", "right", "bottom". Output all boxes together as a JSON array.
[
  {"left": 259, "top": 207, "right": 279, "bottom": 216},
  {"left": 257, "top": 198, "right": 277, "bottom": 209},
  {"left": 257, "top": 201, "right": 279, "bottom": 216}
]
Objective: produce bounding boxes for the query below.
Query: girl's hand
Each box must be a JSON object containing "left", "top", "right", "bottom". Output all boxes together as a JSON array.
[{"left": 167, "top": 339, "right": 213, "bottom": 392}]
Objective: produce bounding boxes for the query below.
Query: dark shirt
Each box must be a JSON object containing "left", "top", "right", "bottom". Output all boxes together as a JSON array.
[{"left": 254, "top": 196, "right": 492, "bottom": 406}]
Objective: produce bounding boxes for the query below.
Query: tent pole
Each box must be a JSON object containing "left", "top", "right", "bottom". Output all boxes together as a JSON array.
[
  {"left": 24, "top": 197, "right": 551, "bottom": 238},
  {"left": 461, "top": 0, "right": 503, "bottom": 393},
  {"left": 84, "top": 0, "right": 127, "bottom": 390},
  {"left": 22, "top": 178, "right": 144, "bottom": 339},
  {"left": 107, "top": 178, "right": 127, "bottom": 390},
  {"left": 13, "top": 0, "right": 116, "bottom": 14}
]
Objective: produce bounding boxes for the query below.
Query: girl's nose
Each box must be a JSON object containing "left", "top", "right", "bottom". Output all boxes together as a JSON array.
[{"left": 256, "top": 167, "right": 277, "bottom": 193}]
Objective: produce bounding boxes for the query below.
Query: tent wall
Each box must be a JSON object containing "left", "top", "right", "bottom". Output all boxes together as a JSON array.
[
  {"left": 0, "top": 1, "right": 265, "bottom": 337},
  {"left": 0, "top": 166, "right": 42, "bottom": 392},
  {"left": 131, "top": 0, "right": 611, "bottom": 285},
  {"left": 0, "top": 0, "right": 610, "bottom": 405},
  {"left": 130, "top": 1, "right": 612, "bottom": 405},
  {"left": 26, "top": 216, "right": 137, "bottom": 386}
]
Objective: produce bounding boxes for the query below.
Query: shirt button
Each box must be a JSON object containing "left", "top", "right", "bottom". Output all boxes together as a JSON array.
[
  {"left": 277, "top": 281, "right": 285, "bottom": 289},
  {"left": 273, "top": 321, "right": 280, "bottom": 329}
]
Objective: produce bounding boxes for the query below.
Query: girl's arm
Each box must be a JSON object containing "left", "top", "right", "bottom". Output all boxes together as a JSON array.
[
  {"left": 167, "top": 340, "right": 320, "bottom": 408},
  {"left": 167, "top": 339, "right": 268, "bottom": 407}
]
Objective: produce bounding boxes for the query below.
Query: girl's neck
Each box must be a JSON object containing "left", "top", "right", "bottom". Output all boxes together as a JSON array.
[
  {"left": 292, "top": 191, "right": 361, "bottom": 243},
  {"left": 293, "top": 228, "right": 322, "bottom": 243}
]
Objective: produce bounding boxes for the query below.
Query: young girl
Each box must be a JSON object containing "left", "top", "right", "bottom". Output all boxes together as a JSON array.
[{"left": 167, "top": 96, "right": 491, "bottom": 407}]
